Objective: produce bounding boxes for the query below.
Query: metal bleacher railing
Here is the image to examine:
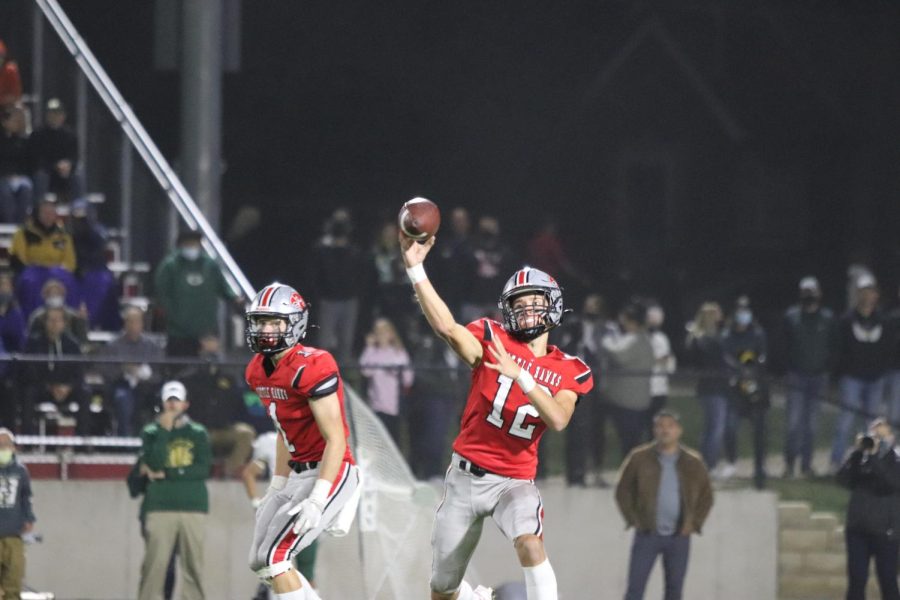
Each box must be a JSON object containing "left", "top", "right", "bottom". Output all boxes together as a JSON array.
[{"left": 33, "top": 0, "right": 254, "bottom": 302}]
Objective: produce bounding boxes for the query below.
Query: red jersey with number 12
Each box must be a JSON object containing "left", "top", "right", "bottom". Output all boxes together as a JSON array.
[
  {"left": 245, "top": 344, "right": 354, "bottom": 464},
  {"left": 453, "top": 319, "right": 594, "bottom": 479}
]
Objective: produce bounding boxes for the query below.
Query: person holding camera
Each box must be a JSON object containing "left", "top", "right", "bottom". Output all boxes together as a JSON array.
[{"left": 836, "top": 417, "right": 900, "bottom": 600}]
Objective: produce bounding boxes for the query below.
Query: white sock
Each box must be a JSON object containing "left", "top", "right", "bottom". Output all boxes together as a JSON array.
[
  {"left": 298, "top": 572, "right": 321, "bottom": 600},
  {"left": 455, "top": 580, "right": 475, "bottom": 600},
  {"left": 523, "top": 559, "right": 557, "bottom": 600}
]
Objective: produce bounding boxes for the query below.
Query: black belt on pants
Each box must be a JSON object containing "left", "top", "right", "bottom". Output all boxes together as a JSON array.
[
  {"left": 458, "top": 458, "right": 493, "bottom": 478},
  {"left": 289, "top": 460, "right": 319, "bottom": 473}
]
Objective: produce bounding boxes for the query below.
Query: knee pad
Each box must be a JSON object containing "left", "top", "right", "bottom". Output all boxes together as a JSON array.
[{"left": 254, "top": 560, "right": 294, "bottom": 586}]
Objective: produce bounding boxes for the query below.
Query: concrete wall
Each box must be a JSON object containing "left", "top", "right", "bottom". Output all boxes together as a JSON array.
[{"left": 27, "top": 480, "right": 777, "bottom": 600}]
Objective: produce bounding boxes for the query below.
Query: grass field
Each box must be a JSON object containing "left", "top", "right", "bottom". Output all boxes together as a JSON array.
[{"left": 539, "top": 388, "right": 852, "bottom": 517}]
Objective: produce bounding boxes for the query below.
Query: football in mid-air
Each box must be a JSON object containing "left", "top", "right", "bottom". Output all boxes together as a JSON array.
[{"left": 398, "top": 197, "right": 441, "bottom": 241}]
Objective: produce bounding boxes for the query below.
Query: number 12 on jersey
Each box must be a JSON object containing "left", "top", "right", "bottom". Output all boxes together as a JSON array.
[{"left": 485, "top": 374, "right": 551, "bottom": 440}]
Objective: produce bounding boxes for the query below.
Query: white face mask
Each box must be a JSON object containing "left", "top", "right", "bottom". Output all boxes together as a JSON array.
[
  {"left": 0, "top": 449, "right": 14, "bottom": 465},
  {"left": 180, "top": 247, "right": 201, "bottom": 261},
  {"left": 46, "top": 295, "right": 65, "bottom": 308}
]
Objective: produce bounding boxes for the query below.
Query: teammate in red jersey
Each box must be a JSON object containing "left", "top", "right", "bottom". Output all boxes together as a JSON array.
[
  {"left": 245, "top": 283, "right": 361, "bottom": 600},
  {"left": 400, "top": 235, "right": 594, "bottom": 600}
]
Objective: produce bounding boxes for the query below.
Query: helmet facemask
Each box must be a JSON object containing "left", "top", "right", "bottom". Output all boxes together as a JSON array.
[
  {"left": 245, "top": 283, "right": 309, "bottom": 354},
  {"left": 498, "top": 267, "right": 565, "bottom": 341},
  {"left": 502, "top": 292, "right": 555, "bottom": 341}
]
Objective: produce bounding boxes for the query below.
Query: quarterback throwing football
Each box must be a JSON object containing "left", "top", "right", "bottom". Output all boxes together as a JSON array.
[
  {"left": 245, "top": 283, "right": 360, "bottom": 600},
  {"left": 401, "top": 235, "right": 594, "bottom": 600}
]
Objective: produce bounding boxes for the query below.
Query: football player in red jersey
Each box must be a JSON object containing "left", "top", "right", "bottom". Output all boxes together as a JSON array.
[
  {"left": 400, "top": 236, "right": 594, "bottom": 600},
  {"left": 245, "top": 283, "right": 361, "bottom": 600}
]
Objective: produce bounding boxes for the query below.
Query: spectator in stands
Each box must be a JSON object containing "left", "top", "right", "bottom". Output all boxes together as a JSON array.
[
  {"left": 178, "top": 333, "right": 254, "bottom": 476},
  {"left": 26, "top": 278, "right": 88, "bottom": 344},
  {"left": 137, "top": 381, "right": 210, "bottom": 600},
  {"left": 0, "top": 105, "right": 33, "bottom": 224},
  {"left": 554, "top": 293, "right": 615, "bottom": 486},
  {"left": 101, "top": 305, "right": 164, "bottom": 436},
  {"left": 0, "top": 41, "right": 22, "bottom": 110},
  {"left": 836, "top": 417, "right": 900, "bottom": 600},
  {"left": 645, "top": 301, "right": 676, "bottom": 441},
  {"left": 460, "top": 215, "right": 514, "bottom": 323},
  {"left": 359, "top": 317, "right": 413, "bottom": 448},
  {"left": 21, "top": 305, "right": 86, "bottom": 434},
  {"left": 0, "top": 271, "right": 25, "bottom": 352},
  {"left": 405, "top": 315, "right": 464, "bottom": 480},
  {"left": 781, "top": 276, "right": 835, "bottom": 479},
  {"left": 154, "top": 229, "right": 241, "bottom": 357},
  {"left": 615, "top": 410, "right": 713, "bottom": 600},
  {"left": 30, "top": 98, "right": 84, "bottom": 205},
  {"left": 10, "top": 198, "right": 78, "bottom": 316},
  {"left": 685, "top": 302, "right": 731, "bottom": 475},
  {"left": 368, "top": 220, "right": 417, "bottom": 338},
  {"left": 0, "top": 428, "right": 35, "bottom": 600},
  {"left": 0, "top": 272, "right": 25, "bottom": 428},
  {"left": 721, "top": 295, "right": 770, "bottom": 489},
  {"left": 527, "top": 219, "right": 589, "bottom": 295},
  {"left": 602, "top": 298, "right": 655, "bottom": 458},
  {"left": 830, "top": 274, "right": 892, "bottom": 472},
  {"left": 241, "top": 430, "right": 321, "bottom": 599},
  {"left": 430, "top": 207, "right": 474, "bottom": 316},
  {"left": 306, "top": 208, "right": 366, "bottom": 364},
  {"left": 69, "top": 197, "right": 119, "bottom": 330}
]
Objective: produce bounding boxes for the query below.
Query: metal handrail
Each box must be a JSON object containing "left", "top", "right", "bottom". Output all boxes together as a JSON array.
[{"left": 33, "top": 0, "right": 255, "bottom": 301}]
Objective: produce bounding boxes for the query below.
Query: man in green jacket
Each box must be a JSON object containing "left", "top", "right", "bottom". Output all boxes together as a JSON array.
[
  {"left": 154, "top": 230, "right": 241, "bottom": 357},
  {"left": 615, "top": 410, "right": 713, "bottom": 600},
  {"left": 138, "top": 380, "right": 212, "bottom": 600}
]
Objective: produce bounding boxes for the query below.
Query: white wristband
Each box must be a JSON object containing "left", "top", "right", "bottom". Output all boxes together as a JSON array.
[
  {"left": 406, "top": 263, "right": 427, "bottom": 285},
  {"left": 269, "top": 475, "right": 288, "bottom": 491},
  {"left": 309, "top": 478, "right": 332, "bottom": 505},
  {"left": 516, "top": 369, "right": 536, "bottom": 395}
]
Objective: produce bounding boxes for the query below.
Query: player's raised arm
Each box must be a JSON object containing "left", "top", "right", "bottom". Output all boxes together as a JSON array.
[{"left": 399, "top": 234, "right": 483, "bottom": 368}]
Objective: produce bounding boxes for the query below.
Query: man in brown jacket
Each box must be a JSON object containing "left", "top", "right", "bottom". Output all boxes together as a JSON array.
[{"left": 615, "top": 410, "right": 713, "bottom": 600}]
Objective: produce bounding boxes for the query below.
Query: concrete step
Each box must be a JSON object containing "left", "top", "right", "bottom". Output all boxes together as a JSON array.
[
  {"left": 808, "top": 512, "right": 840, "bottom": 531},
  {"left": 780, "top": 529, "right": 831, "bottom": 552},
  {"left": 779, "top": 550, "right": 845, "bottom": 575},
  {"left": 779, "top": 501, "right": 813, "bottom": 527}
]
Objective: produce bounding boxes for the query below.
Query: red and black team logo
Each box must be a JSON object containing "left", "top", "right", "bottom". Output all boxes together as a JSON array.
[{"left": 289, "top": 292, "right": 306, "bottom": 310}]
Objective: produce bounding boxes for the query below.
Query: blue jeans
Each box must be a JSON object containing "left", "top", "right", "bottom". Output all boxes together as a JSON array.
[
  {"left": 830, "top": 376, "right": 885, "bottom": 466},
  {"left": 886, "top": 370, "right": 900, "bottom": 427},
  {"left": 784, "top": 372, "right": 828, "bottom": 473},
  {"left": 624, "top": 532, "right": 690, "bottom": 600},
  {"left": 845, "top": 529, "right": 900, "bottom": 600},
  {"left": 700, "top": 393, "right": 729, "bottom": 468}
]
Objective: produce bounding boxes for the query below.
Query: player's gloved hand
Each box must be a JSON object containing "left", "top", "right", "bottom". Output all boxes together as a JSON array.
[{"left": 288, "top": 479, "right": 331, "bottom": 536}]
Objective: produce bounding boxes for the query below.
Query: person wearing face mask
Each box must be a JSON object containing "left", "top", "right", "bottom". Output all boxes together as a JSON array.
[
  {"left": 645, "top": 302, "right": 676, "bottom": 442},
  {"left": 21, "top": 305, "right": 86, "bottom": 434},
  {"left": 154, "top": 230, "right": 243, "bottom": 357},
  {"left": 25, "top": 277, "right": 88, "bottom": 345},
  {"left": 9, "top": 198, "right": 79, "bottom": 317},
  {"left": 836, "top": 417, "right": 900, "bottom": 600},
  {"left": 176, "top": 333, "right": 254, "bottom": 476},
  {"left": 721, "top": 296, "right": 769, "bottom": 489},
  {"left": 460, "top": 215, "right": 514, "bottom": 324},
  {"left": 830, "top": 274, "right": 892, "bottom": 473},
  {"left": 780, "top": 276, "right": 836, "bottom": 479},
  {"left": 0, "top": 428, "right": 35, "bottom": 600},
  {"left": 69, "top": 197, "right": 120, "bottom": 330},
  {"left": 554, "top": 293, "right": 616, "bottom": 486}
]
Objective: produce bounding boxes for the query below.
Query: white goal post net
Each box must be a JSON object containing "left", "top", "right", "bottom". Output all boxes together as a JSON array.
[{"left": 343, "top": 384, "right": 440, "bottom": 600}]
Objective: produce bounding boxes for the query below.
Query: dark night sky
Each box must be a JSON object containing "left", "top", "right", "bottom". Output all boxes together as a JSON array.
[{"left": 9, "top": 1, "right": 900, "bottom": 323}]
